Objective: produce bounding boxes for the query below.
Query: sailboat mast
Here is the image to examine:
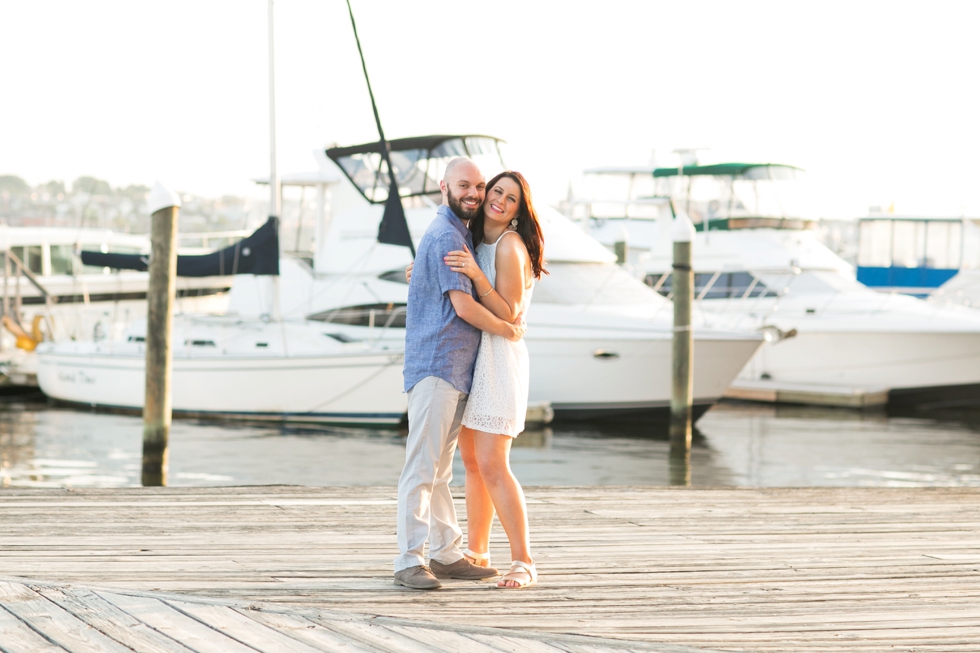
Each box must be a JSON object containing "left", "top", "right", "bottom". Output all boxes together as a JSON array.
[{"left": 267, "top": 0, "right": 280, "bottom": 219}]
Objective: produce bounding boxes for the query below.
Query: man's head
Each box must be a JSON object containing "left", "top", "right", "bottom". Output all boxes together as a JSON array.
[{"left": 439, "top": 157, "right": 485, "bottom": 221}]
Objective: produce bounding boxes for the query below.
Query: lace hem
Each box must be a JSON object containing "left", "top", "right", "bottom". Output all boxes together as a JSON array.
[{"left": 461, "top": 413, "right": 524, "bottom": 437}]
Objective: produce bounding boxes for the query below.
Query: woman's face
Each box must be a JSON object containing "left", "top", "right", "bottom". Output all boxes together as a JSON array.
[{"left": 483, "top": 177, "right": 522, "bottom": 226}]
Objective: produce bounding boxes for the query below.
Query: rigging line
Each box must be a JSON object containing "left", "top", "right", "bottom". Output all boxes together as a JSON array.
[
  {"left": 300, "top": 354, "right": 402, "bottom": 414},
  {"left": 344, "top": 0, "right": 415, "bottom": 257},
  {"left": 279, "top": 241, "right": 382, "bottom": 318}
]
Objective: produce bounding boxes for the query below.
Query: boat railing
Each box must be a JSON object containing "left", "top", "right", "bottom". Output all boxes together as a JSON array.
[
  {"left": 306, "top": 302, "right": 407, "bottom": 345},
  {"left": 561, "top": 198, "right": 673, "bottom": 226},
  {"left": 177, "top": 230, "right": 250, "bottom": 251},
  {"left": 1, "top": 248, "right": 57, "bottom": 349}
]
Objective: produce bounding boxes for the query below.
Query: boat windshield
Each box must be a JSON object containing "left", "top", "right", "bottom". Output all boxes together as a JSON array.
[
  {"left": 573, "top": 171, "right": 673, "bottom": 222},
  {"left": 645, "top": 271, "right": 780, "bottom": 299},
  {"left": 653, "top": 164, "right": 809, "bottom": 227},
  {"left": 327, "top": 135, "right": 507, "bottom": 205},
  {"left": 534, "top": 262, "right": 662, "bottom": 305}
]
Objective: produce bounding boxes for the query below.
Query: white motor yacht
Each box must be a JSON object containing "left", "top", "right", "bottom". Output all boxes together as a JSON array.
[
  {"left": 229, "top": 135, "right": 763, "bottom": 422},
  {"left": 568, "top": 160, "right": 980, "bottom": 408}
]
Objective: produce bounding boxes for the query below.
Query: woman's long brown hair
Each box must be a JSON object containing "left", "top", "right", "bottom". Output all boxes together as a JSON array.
[{"left": 469, "top": 170, "right": 547, "bottom": 279}]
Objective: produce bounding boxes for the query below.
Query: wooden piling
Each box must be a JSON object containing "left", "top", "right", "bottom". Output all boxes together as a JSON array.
[
  {"left": 669, "top": 215, "right": 696, "bottom": 480},
  {"left": 142, "top": 184, "right": 180, "bottom": 487},
  {"left": 613, "top": 240, "right": 628, "bottom": 264}
]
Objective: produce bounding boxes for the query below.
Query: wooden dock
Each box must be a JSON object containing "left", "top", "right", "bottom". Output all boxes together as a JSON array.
[
  {"left": 725, "top": 379, "right": 889, "bottom": 408},
  {"left": 1, "top": 486, "right": 979, "bottom": 652}
]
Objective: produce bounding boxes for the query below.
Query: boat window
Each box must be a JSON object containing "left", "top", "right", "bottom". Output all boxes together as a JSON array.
[
  {"left": 307, "top": 303, "right": 407, "bottom": 328},
  {"left": 644, "top": 271, "right": 778, "bottom": 299},
  {"left": 663, "top": 167, "right": 805, "bottom": 225},
  {"left": 324, "top": 333, "right": 358, "bottom": 343},
  {"left": 533, "top": 263, "right": 662, "bottom": 305},
  {"left": 185, "top": 340, "right": 216, "bottom": 347},
  {"left": 378, "top": 270, "right": 409, "bottom": 285},
  {"left": 7, "top": 246, "right": 43, "bottom": 275},
  {"left": 891, "top": 220, "right": 926, "bottom": 268},
  {"left": 50, "top": 245, "right": 74, "bottom": 275},
  {"left": 925, "top": 221, "right": 962, "bottom": 268},
  {"left": 858, "top": 220, "right": 893, "bottom": 267}
]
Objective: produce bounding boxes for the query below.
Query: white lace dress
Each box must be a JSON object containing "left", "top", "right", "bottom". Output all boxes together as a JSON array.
[{"left": 461, "top": 231, "right": 533, "bottom": 437}]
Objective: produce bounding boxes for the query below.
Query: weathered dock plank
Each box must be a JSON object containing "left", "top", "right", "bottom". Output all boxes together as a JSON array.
[
  {"left": 1, "top": 486, "right": 978, "bottom": 652},
  {"left": 0, "top": 582, "right": 132, "bottom": 653}
]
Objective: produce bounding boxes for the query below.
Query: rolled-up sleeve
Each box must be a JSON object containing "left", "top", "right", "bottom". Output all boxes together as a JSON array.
[{"left": 434, "top": 233, "right": 474, "bottom": 296}]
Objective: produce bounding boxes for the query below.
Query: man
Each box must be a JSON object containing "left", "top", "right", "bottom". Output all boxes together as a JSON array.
[{"left": 394, "top": 157, "right": 525, "bottom": 590}]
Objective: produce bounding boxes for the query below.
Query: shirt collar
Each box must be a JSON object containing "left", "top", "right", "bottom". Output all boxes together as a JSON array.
[{"left": 437, "top": 204, "right": 471, "bottom": 241}]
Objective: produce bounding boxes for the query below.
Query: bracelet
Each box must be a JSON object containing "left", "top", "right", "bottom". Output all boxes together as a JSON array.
[{"left": 479, "top": 287, "right": 494, "bottom": 299}]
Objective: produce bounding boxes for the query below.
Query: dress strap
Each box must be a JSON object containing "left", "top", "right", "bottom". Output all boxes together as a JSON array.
[{"left": 495, "top": 229, "right": 522, "bottom": 245}]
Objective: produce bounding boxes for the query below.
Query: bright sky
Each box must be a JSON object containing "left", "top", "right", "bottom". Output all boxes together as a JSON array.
[{"left": 2, "top": 0, "right": 978, "bottom": 218}]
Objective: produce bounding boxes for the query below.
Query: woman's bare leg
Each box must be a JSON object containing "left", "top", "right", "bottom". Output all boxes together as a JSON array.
[
  {"left": 458, "top": 427, "right": 494, "bottom": 560},
  {"left": 473, "top": 431, "right": 532, "bottom": 586}
]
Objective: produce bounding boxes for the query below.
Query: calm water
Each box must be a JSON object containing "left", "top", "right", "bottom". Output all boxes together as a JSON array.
[{"left": 1, "top": 398, "right": 979, "bottom": 488}]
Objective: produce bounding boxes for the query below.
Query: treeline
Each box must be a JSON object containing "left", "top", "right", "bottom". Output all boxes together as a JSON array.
[
  {"left": 0, "top": 174, "right": 149, "bottom": 202},
  {"left": 0, "top": 174, "right": 252, "bottom": 234}
]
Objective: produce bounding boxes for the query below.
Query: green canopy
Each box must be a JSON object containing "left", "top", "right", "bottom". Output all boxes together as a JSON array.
[{"left": 652, "top": 163, "right": 803, "bottom": 178}]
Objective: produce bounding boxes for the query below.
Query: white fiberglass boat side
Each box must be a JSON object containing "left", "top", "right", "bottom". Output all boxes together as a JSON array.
[{"left": 35, "top": 316, "right": 406, "bottom": 425}]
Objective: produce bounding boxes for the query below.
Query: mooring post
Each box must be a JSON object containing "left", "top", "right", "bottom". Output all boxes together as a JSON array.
[
  {"left": 142, "top": 182, "right": 181, "bottom": 487},
  {"left": 669, "top": 214, "right": 696, "bottom": 486},
  {"left": 614, "top": 225, "right": 630, "bottom": 265}
]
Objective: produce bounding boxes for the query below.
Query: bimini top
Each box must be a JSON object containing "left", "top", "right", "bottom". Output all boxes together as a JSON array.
[
  {"left": 326, "top": 135, "right": 506, "bottom": 205},
  {"left": 653, "top": 163, "right": 803, "bottom": 178}
]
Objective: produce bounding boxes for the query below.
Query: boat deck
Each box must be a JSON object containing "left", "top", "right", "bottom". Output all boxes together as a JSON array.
[{"left": 1, "top": 486, "right": 979, "bottom": 652}]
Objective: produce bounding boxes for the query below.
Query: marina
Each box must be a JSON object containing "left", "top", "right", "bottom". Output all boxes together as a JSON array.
[{"left": 4, "top": 2, "right": 980, "bottom": 651}]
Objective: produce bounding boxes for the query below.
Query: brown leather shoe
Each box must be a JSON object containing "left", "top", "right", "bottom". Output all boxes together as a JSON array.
[
  {"left": 393, "top": 565, "right": 442, "bottom": 590},
  {"left": 429, "top": 557, "right": 499, "bottom": 580}
]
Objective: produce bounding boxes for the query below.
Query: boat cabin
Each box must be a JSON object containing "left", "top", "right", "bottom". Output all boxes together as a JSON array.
[
  {"left": 856, "top": 214, "right": 980, "bottom": 296},
  {"left": 570, "top": 162, "right": 811, "bottom": 232}
]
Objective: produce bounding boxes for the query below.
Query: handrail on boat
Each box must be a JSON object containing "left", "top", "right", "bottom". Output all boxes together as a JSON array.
[
  {"left": 2, "top": 248, "right": 57, "bottom": 348},
  {"left": 177, "top": 230, "right": 250, "bottom": 250}
]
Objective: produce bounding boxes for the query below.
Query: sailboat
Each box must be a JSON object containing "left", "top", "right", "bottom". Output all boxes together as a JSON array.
[{"left": 34, "top": 1, "right": 409, "bottom": 425}]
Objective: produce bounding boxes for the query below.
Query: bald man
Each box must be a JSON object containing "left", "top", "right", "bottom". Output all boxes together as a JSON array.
[{"left": 395, "top": 158, "right": 525, "bottom": 590}]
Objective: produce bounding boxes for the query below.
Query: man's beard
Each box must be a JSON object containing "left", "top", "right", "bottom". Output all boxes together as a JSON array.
[{"left": 447, "top": 190, "right": 481, "bottom": 221}]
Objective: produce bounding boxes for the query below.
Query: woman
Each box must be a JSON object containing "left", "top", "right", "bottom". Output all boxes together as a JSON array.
[{"left": 444, "top": 170, "right": 546, "bottom": 589}]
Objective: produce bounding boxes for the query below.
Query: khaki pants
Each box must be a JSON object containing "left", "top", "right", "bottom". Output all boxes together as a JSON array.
[{"left": 394, "top": 376, "right": 467, "bottom": 572}]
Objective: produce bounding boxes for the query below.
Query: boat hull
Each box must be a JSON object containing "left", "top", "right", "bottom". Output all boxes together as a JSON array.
[
  {"left": 741, "top": 331, "right": 980, "bottom": 394},
  {"left": 526, "top": 328, "right": 761, "bottom": 421},
  {"left": 36, "top": 349, "right": 407, "bottom": 426}
]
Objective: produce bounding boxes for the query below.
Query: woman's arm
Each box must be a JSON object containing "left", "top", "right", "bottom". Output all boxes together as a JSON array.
[
  {"left": 444, "top": 238, "right": 524, "bottom": 322},
  {"left": 488, "top": 235, "right": 529, "bottom": 323}
]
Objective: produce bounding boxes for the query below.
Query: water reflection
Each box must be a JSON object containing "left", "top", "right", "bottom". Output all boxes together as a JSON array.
[{"left": 0, "top": 399, "right": 978, "bottom": 489}]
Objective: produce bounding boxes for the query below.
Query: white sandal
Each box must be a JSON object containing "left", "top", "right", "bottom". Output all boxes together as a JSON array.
[
  {"left": 463, "top": 548, "right": 491, "bottom": 568},
  {"left": 496, "top": 560, "right": 537, "bottom": 589}
]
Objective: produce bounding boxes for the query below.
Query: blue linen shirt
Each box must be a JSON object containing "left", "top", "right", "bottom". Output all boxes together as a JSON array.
[{"left": 403, "top": 205, "right": 482, "bottom": 394}]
